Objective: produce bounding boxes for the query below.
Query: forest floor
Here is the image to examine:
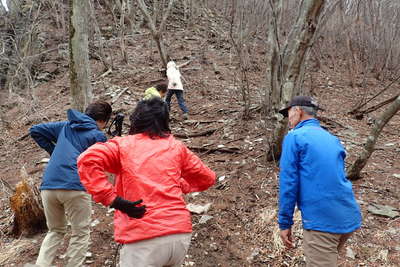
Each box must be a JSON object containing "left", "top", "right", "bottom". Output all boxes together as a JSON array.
[{"left": 0, "top": 6, "right": 399, "bottom": 267}]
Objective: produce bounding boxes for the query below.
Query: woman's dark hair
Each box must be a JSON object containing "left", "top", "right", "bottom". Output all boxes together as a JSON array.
[
  {"left": 85, "top": 101, "right": 112, "bottom": 122},
  {"left": 129, "top": 98, "right": 170, "bottom": 138}
]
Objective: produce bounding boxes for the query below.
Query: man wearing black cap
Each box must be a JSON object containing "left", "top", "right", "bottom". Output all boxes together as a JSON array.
[{"left": 277, "top": 96, "right": 362, "bottom": 266}]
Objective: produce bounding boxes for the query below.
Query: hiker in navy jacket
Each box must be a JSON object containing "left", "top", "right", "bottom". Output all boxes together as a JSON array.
[
  {"left": 278, "top": 96, "right": 362, "bottom": 267},
  {"left": 30, "top": 101, "right": 112, "bottom": 267}
]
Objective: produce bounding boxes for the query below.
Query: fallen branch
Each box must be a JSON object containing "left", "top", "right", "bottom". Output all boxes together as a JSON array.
[
  {"left": 97, "top": 68, "right": 112, "bottom": 79},
  {"left": 174, "top": 127, "right": 221, "bottom": 138},
  {"left": 188, "top": 145, "right": 240, "bottom": 154},
  {"left": 112, "top": 87, "right": 130, "bottom": 104}
]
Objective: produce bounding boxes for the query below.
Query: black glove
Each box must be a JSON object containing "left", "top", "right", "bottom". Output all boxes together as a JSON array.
[{"left": 110, "top": 196, "right": 146, "bottom": 219}]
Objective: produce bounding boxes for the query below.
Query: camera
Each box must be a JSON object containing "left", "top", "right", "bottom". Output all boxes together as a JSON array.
[{"left": 107, "top": 113, "right": 124, "bottom": 137}]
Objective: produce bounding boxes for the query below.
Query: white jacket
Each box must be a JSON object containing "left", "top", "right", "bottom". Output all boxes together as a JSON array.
[{"left": 167, "top": 61, "right": 183, "bottom": 90}]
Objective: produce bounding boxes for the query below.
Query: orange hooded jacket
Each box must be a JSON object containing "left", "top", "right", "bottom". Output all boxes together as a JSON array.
[{"left": 77, "top": 133, "right": 215, "bottom": 244}]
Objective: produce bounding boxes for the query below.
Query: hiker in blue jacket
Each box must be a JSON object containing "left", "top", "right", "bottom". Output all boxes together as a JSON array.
[
  {"left": 30, "top": 101, "right": 112, "bottom": 267},
  {"left": 278, "top": 96, "right": 362, "bottom": 267}
]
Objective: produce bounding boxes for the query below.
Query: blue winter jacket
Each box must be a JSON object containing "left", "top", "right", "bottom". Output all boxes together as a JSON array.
[
  {"left": 30, "top": 109, "right": 107, "bottom": 191},
  {"left": 278, "top": 119, "right": 362, "bottom": 234}
]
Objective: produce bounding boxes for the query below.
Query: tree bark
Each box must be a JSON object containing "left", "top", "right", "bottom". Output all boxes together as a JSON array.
[
  {"left": 69, "top": 0, "right": 92, "bottom": 112},
  {"left": 10, "top": 167, "right": 46, "bottom": 236},
  {"left": 266, "top": 0, "right": 325, "bottom": 161},
  {"left": 264, "top": 0, "right": 282, "bottom": 114},
  {"left": 347, "top": 95, "right": 400, "bottom": 180}
]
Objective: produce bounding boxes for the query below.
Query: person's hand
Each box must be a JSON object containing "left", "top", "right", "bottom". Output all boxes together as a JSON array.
[
  {"left": 110, "top": 196, "right": 146, "bottom": 219},
  {"left": 280, "top": 228, "right": 294, "bottom": 249}
]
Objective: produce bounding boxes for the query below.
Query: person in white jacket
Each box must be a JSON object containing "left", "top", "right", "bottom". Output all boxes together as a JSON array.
[{"left": 165, "top": 61, "right": 189, "bottom": 119}]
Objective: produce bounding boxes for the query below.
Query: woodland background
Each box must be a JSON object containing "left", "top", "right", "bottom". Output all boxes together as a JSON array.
[{"left": 0, "top": 0, "right": 399, "bottom": 266}]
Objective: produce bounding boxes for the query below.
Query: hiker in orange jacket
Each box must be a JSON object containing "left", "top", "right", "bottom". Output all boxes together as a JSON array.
[{"left": 77, "top": 97, "right": 216, "bottom": 267}]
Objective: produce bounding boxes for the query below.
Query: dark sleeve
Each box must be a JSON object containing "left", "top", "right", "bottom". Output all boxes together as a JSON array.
[{"left": 29, "top": 121, "right": 68, "bottom": 155}]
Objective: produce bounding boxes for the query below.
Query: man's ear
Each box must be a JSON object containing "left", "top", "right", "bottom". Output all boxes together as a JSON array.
[
  {"left": 297, "top": 107, "right": 305, "bottom": 117},
  {"left": 96, "top": 120, "right": 107, "bottom": 130}
]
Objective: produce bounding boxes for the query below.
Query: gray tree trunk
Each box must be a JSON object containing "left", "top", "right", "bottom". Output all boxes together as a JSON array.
[
  {"left": 69, "top": 0, "right": 92, "bottom": 112},
  {"left": 347, "top": 95, "right": 400, "bottom": 180},
  {"left": 266, "top": 0, "right": 325, "bottom": 160},
  {"left": 264, "top": 0, "right": 282, "bottom": 114}
]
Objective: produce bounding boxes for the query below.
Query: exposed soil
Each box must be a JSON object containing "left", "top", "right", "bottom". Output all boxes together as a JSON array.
[{"left": 1, "top": 5, "right": 399, "bottom": 267}]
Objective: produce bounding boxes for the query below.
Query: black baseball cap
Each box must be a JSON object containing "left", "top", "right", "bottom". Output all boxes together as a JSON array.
[{"left": 278, "top": 96, "right": 323, "bottom": 117}]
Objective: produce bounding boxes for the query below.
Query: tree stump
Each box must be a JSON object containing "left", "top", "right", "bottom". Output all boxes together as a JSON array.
[{"left": 9, "top": 167, "right": 46, "bottom": 236}]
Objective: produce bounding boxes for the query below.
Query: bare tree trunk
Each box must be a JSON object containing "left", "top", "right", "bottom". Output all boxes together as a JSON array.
[
  {"left": 347, "top": 95, "right": 400, "bottom": 180},
  {"left": 228, "top": 0, "right": 255, "bottom": 120},
  {"left": 119, "top": 0, "right": 128, "bottom": 64},
  {"left": 69, "top": 0, "right": 92, "bottom": 112},
  {"left": 267, "top": 0, "right": 326, "bottom": 160},
  {"left": 136, "top": 0, "right": 175, "bottom": 68},
  {"left": 265, "top": 0, "right": 282, "bottom": 115},
  {"left": 339, "top": 0, "right": 356, "bottom": 87},
  {"left": 126, "top": 0, "right": 137, "bottom": 34},
  {"left": 89, "top": 0, "right": 111, "bottom": 71}
]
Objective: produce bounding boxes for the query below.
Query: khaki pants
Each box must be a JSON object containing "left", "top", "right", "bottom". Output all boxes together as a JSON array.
[
  {"left": 36, "top": 190, "right": 92, "bottom": 267},
  {"left": 303, "top": 230, "right": 353, "bottom": 267},
  {"left": 119, "top": 233, "right": 192, "bottom": 267}
]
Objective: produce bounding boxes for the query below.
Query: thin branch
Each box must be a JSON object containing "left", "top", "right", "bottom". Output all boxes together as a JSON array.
[
  {"left": 159, "top": 0, "right": 176, "bottom": 32},
  {"left": 349, "top": 73, "right": 400, "bottom": 114},
  {"left": 137, "top": 0, "right": 158, "bottom": 34}
]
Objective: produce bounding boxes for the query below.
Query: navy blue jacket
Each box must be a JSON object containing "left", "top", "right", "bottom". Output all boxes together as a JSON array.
[
  {"left": 278, "top": 119, "right": 362, "bottom": 234},
  {"left": 30, "top": 109, "right": 107, "bottom": 191}
]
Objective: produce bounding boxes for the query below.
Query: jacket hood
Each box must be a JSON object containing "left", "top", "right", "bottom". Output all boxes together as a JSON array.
[
  {"left": 67, "top": 109, "right": 98, "bottom": 130},
  {"left": 167, "top": 61, "right": 176, "bottom": 69}
]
